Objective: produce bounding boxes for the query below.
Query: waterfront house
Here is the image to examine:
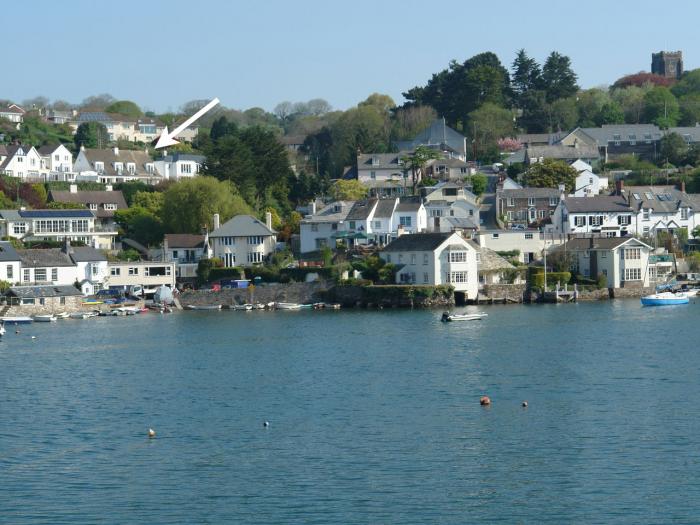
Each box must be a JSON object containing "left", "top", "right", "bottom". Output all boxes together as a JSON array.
[
  {"left": 0, "top": 144, "right": 44, "bottom": 180},
  {"left": 17, "top": 248, "right": 81, "bottom": 286},
  {"left": 161, "top": 233, "right": 212, "bottom": 280},
  {"left": 153, "top": 152, "right": 205, "bottom": 180},
  {"left": 300, "top": 201, "right": 354, "bottom": 253},
  {"left": 477, "top": 229, "right": 567, "bottom": 265},
  {"left": 380, "top": 231, "right": 479, "bottom": 300},
  {"left": 48, "top": 185, "right": 127, "bottom": 234},
  {"left": 69, "top": 245, "right": 109, "bottom": 294},
  {"left": 209, "top": 213, "right": 277, "bottom": 267},
  {"left": 475, "top": 244, "right": 520, "bottom": 286},
  {"left": 0, "top": 241, "right": 22, "bottom": 284},
  {"left": 555, "top": 236, "right": 655, "bottom": 288},
  {"left": 423, "top": 182, "right": 480, "bottom": 232},
  {"left": 104, "top": 261, "right": 176, "bottom": 291},
  {"left": 73, "top": 146, "right": 161, "bottom": 184},
  {"left": 0, "top": 208, "right": 117, "bottom": 250},
  {"left": 549, "top": 195, "right": 635, "bottom": 238},
  {"left": 6, "top": 285, "right": 82, "bottom": 312},
  {"left": 619, "top": 184, "right": 699, "bottom": 239},
  {"left": 497, "top": 187, "right": 562, "bottom": 227}
]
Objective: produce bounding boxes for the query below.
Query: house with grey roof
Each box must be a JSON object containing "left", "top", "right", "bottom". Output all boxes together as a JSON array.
[
  {"left": 0, "top": 208, "right": 117, "bottom": 250},
  {"left": 300, "top": 201, "right": 354, "bottom": 253},
  {"left": 394, "top": 119, "right": 468, "bottom": 161},
  {"left": 424, "top": 156, "right": 470, "bottom": 181},
  {"left": 153, "top": 152, "right": 206, "bottom": 180},
  {"left": 7, "top": 285, "right": 83, "bottom": 312},
  {"left": 73, "top": 146, "right": 160, "bottom": 184},
  {"left": 559, "top": 124, "right": 663, "bottom": 162},
  {"left": 620, "top": 184, "right": 700, "bottom": 238},
  {"left": 356, "top": 153, "right": 409, "bottom": 197},
  {"left": 497, "top": 187, "right": 562, "bottom": 227},
  {"left": 48, "top": 185, "right": 127, "bottom": 232},
  {"left": 554, "top": 236, "right": 655, "bottom": 288},
  {"left": 423, "top": 182, "right": 480, "bottom": 233},
  {"left": 549, "top": 195, "right": 635, "bottom": 237},
  {"left": 209, "top": 213, "right": 277, "bottom": 267},
  {"left": 379, "top": 231, "right": 478, "bottom": 299},
  {"left": 161, "top": 233, "right": 212, "bottom": 280},
  {"left": 521, "top": 144, "right": 600, "bottom": 166},
  {"left": 0, "top": 241, "right": 21, "bottom": 284},
  {"left": 339, "top": 197, "right": 427, "bottom": 248},
  {"left": 0, "top": 144, "right": 44, "bottom": 180},
  {"left": 0, "top": 104, "right": 25, "bottom": 126}
]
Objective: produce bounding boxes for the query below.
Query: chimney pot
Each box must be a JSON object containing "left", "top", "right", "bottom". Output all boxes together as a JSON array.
[
  {"left": 213, "top": 213, "right": 220, "bottom": 231},
  {"left": 113, "top": 146, "right": 119, "bottom": 155},
  {"left": 681, "top": 181, "right": 686, "bottom": 193},
  {"left": 265, "top": 211, "right": 273, "bottom": 231},
  {"left": 105, "top": 184, "right": 113, "bottom": 192},
  {"left": 69, "top": 184, "right": 78, "bottom": 193}
]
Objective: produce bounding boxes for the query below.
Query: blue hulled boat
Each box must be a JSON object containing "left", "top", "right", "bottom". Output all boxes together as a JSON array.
[{"left": 641, "top": 292, "right": 689, "bottom": 306}]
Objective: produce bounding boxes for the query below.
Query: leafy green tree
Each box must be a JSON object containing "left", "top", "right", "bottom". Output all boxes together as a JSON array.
[
  {"left": 671, "top": 69, "right": 700, "bottom": 98},
  {"left": 596, "top": 102, "right": 625, "bottom": 125},
  {"left": 113, "top": 206, "right": 164, "bottom": 246},
  {"left": 104, "top": 100, "right": 143, "bottom": 118},
  {"left": 642, "top": 87, "right": 680, "bottom": 128},
  {"left": 521, "top": 159, "right": 577, "bottom": 192},
  {"left": 575, "top": 88, "right": 611, "bottom": 127},
  {"left": 358, "top": 93, "right": 396, "bottom": 115},
  {"left": 678, "top": 93, "right": 700, "bottom": 126},
  {"left": 74, "top": 121, "right": 109, "bottom": 149},
  {"left": 468, "top": 102, "right": 514, "bottom": 144},
  {"left": 468, "top": 173, "right": 488, "bottom": 196},
  {"left": 115, "top": 181, "right": 152, "bottom": 206},
  {"left": 518, "top": 90, "right": 550, "bottom": 132},
  {"left": 541, "top": 51, "right": 579, "bottom": 102},
  {"left": 132, "top": 191, "right": 164, "bottom": 215},
  {"left": 611, "top": 84, "right": 653, "bottom": 124},
  {"left": 401, "top": 145, "right": 442, "bottom": 193},
  {"left": 391, "top": 105, "right": 437, "bottom": 141},
  {"left": 329, "top": 179, "right": 368, "bottom": 201},
  {"left": 161, "top": 176, "right": 253, "bottom": 234},
  {"left": 549, "top": 97, "right": 578, "bottom": 131},
  {"left": 659, "top": 133, "right": 689, "bottom": 166}
]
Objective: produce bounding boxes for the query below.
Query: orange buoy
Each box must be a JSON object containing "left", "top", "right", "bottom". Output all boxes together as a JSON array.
[{"left": 480, "top": 396, "right": 491, "bottom": 406}]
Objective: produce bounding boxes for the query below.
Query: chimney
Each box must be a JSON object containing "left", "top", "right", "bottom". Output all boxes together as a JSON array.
[
  {"left": 113, "top": 146, "right": 119, "bottom": 155},
  {"left": 69, "top": 184, "right": 78, "bottom": 193},
  {"left": 105, "top": 184, "right": 113, "bottom": 192},
  {"left": 615, "top": 179, "right": 624, "bottom": 196},
  {"left": 310, "top": 201, "right": 316, "bottom": 215},
  {"left": 213, "top": 213, "right": 220, "bottom": 231},
  {"left": 265, "top": 211, "right": 273, "bottom": 231},
  {"left": 63, "top": 237, "right": 73, "bottom": 255},
  {"left": 681, "top": 181, "right": 686, "bottom": 193},
  {"left": 80, "top": 144, "right": 85, "bottom": 152}
]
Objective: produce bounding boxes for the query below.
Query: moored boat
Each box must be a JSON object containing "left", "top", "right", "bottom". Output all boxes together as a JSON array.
[
  {"left": 441, "top": 312, "right": 488, "bottom": 322},
  {"left": 641, "top": 292, "right": 689, "bottom": 306},
  {"left": 0, "top": 321, "right": 5, "bottom": 336},
  {"left": 54, "top": 312, "right": 70, "bottom": 320},
  {"left": 185, "top": 304, "right": 222, "bottom": 310},
  {"left": 275, "top": 302, "right": 302, "bottom": 310},
  {"left": 232, "top": 304, "right": 253, "bottom": 311},
  {"left": 1, "top": 316, "right": 34, "bottom": 324},
  {"left": 33, "top": 314, "right": 57, "bottom": 322}
]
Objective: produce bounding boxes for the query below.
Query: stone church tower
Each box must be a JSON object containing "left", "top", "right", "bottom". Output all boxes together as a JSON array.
[{"left": 651, "top": 51, "right": 683, "bottom": 79}]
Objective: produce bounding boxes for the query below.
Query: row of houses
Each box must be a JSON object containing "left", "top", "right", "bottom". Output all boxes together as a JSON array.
[{"left": 0, "top": 143, "right": 205, "bottom": 184}]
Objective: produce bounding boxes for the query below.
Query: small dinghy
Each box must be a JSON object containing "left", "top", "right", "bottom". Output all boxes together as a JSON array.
[
  {"left": 232, "top": 304, "right": 253, "bottom": 311},
  {"left": 185, "top": 304, "right": 222, "bottom": 310},
  {"left": 441, "top": 311, "right": 488, "bottom": 322},
  {"left": 33, "top": 315, "right": 57, "bottom": 322}
]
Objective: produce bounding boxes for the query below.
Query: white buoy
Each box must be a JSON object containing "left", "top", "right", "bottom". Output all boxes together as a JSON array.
[
  {"left": 148, "top": 428, "right": 156, "bottom": 438},
  {"left": 522, "top": 401, "right": 528, "bottom": 408},
  {"left": 263, "top": 421, "right": 269, "bottom": 428},
  {"left": 31, "top": 336, "right": 36, "bottom": 340}
]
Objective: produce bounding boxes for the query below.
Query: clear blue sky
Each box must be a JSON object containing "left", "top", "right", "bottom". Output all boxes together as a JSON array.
[{"left": 8, "top": 0, "right": 699, "bottom": 113}]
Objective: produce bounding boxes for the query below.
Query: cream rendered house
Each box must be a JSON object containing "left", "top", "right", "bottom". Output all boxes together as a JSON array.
[{"left": 209, "top": 213, "right": 277, "bottom": 267}]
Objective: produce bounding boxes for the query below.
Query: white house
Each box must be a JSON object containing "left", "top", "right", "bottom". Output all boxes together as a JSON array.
[
  {"left": 48, "top": 185, "right": 127, "bottom": 234},
  {"left": 154, "top": 153, "right": 205, "bottom": 180},
  {"left": 17, "top": 248, "right": 81, "bottom": 287},
  {"left": 162, "top": 233, "right": 212, "bottom": 279},
  {"left": 209, "top": 213, "right": 277, "bottom": 267},
  {"left": 0, "top": 144, "right": 44, "bottom": 180},
  {"left": 69, "top": 245, "right": 109, "bottom": 294},
  {"left": 73, "top": 146, "right": 160, "bottom": 184},
  {"left": 556, "top": 236, "right": 655, "bottom": 288},
  {"left": 0, "top": 104, "right": 25, "bottom": 126},
  {"left": 477, "top": 229, "right": 567, "bottom": 265},
  {"left": 571, "top": 159, "right": 608, "bottom": 197},
  {"left": 0, "top": 241, "right": 22, "bottom": 284},
  {"left": 423, "top": 182, "right": 480, "bottom": 232},
  {"left": 300, "top": 201, "right": 353, "bottom": 253},
  {"left": 549, "top": 195, "right": 635, "bottom": 238},
  {"left": 356, "top": 153, "right": 409, "bottom": 197},
  {"left": 37, "top": 143, "right": 74, "bottom": 180},
  {"left": 380, "top": 232, "right": 479, "bottom": 299},
  {"left": 341, "top": 197, "right": 427, "bottom": 247},
  {"left": 620, "top": 184, "right": 699, "bottom": 239},
  {"left": 0, "top": 209, "right": 117, "bottom": 250},
  {"left": 104, "top": 261, "right": 176, "bottom": 290}
]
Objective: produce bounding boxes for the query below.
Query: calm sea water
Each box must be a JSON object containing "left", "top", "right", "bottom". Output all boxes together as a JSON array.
[{"left": 2, "top": 301, "right": 700, "bottom": 524}]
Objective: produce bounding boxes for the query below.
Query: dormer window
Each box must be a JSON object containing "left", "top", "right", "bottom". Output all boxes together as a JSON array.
[
  {"left": 371, "top": 156, "right": 379, "bottom": 166},
  {"left": 89, "top": 203, "right": 98, "bottom": 210},
  {"left": 95, "top": 161, "right": 104, "bottom": 172},
  {"left": 146, "top": 163, "right": 154, "bottom": 173},
  {"left": 127, "top": 162, "right": 135, "bottom": 174},
  {"left": 114, "top": 162, "right": 123, "bottom": 173}
]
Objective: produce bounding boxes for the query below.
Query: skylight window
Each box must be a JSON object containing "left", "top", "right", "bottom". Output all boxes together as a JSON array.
[
  {"left": 633, "top": 193, "right": 640, "bottom": 200},
  {"left": 645, "top": 192, "right": 653, "bottom": 199}
]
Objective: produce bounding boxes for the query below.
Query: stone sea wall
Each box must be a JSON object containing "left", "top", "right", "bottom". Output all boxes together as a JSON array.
[
  {"left": 326, "top": 285, "right": 454, "bottom": 308},
  {"left": 180, "top": 281, "right": 330, "bottom": 307}
]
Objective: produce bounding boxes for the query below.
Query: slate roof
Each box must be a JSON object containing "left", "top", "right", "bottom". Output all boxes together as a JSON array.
[
  {"left": 517, "top": 132, "right": 566, "bottom": 145},
  {"left": 302, "top": 201, "right": 353, "bottom": 223},
  {"left": 526, "top": 144, "right": 599, "bottom": 160},
  {"left": 621, "top": 185, "right": 694, "bottom": 212},
  {"left": 0, "top": 144, "right": 35, "bottom": 170},
  {"left": 0, "top": 209, "right": 96, "bottom": 221},
  {"left": 558, "top": 236, "right": 650, "bottom": 252},
  {"left": 394, "top": 119, "right": 467, "bottom": 157},
  {"left": 48, "top": 190, "right": 127, "bottom": 218},
  {"left": 500, "top": 188, "right": 560, "bottom": 199},
  {"left": 444, "top": 217, "right": 479, "bottom": 230},
  {"left": 69, "top": 246, "right": 108, "bottom": 262},
  {"left": 9, "top": 285, "right": 82, "bottom": 298},
  {"left": 37, "top": 144, "right": 65, "bottom": 155},
  {"left": 160, "top": 153, "right": 206, "bottom": 163},
  {"left": 18, "top": 248, "right": 73, "bottom": 268},
  {"left": 357, "top": 153, "right": 406, "bottom": 171},
  {"left": 572, "top": 124, "right": 663, "bottom": 146},
  {"left": 477, "top": 246, "right": 516, "bottom": 272},
  {"left": 79, "top": 148, "right": 158, "bottom": 180},
  {"left": 210, "top": 215, "right": 276, "bottom": 238},
  {"left": 373, "top": 199, "right": 397, "bottom": 218},
  {"left": 395, "top": 196, "right": 422, "bottom": 212},
  {"left": 164, "top": 234, "right": 207, "bottom": 249},
  {"left": 0, "top": 241, "right": 20, "bottom": 261},
  {"left": 563, "top": 196, "right": 632, "bottom": 213},
  {"left": 382, "top": 232, "right": 454, "bottom": 252},
  {"left": 346, "top": 199, "right": 377, "bottom": 221}
]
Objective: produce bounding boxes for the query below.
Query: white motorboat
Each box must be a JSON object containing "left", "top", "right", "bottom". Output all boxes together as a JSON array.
[
  {"left": 275, "top": 302, "right": 302, "bottom": 310},
  {"left": 1, "top": 316, "right": 33, "bottom": 324},
  {"left": 70, "top": 311, "right": 98, "bottom": 319},
  {"left": 54, "top": 312, "right": 70, "bottom": 320},
  {"left": 33, "top": 315, "right": 57, "bottom": 322},
  {"left": 441, "top": 312, "right": 488, "bottom": 322},
  {"left": 185, "top": 304, "right": 222, "bottom": 310},
  {"left": 232, "top": 304, "right": 253, "bottom": 311},
  {"left": 0, "top": 321, "right": 6, "bottom": 336}
]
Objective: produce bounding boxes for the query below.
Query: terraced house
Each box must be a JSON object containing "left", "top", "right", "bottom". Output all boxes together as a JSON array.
[{"left": 497, "top": 187, "right": 562, "bottom": 227}]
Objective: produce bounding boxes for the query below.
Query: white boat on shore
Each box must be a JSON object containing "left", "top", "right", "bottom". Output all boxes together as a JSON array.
[
  {"left": 441, "top": 312, "right": 488, "bottom": 322},
  {"left": 1, "top": 316, "right": 33, "bottom": 324},
  {"left": 232, "top": 304, "right": 253, "bottom": 311},
  {"left": 54, "top": 312, "right": 70, "bottom": 320},
  {"left": 34, "top": 315, "right": 57, "bottom": 322},
  {"left": 70, "top": 311, "right": 99, "bottom": 319},
  {"left": 185, "top": 304, "right": 222, "bottom": 311},
  {"left": 275, "top": 302, "right": 302, "bottom": 310}
]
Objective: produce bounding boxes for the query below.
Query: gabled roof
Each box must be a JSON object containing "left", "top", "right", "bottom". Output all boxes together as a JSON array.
[
  {"left": 346, "top": 199, "right": 377, "bottom": 221},
  {"left": 48, "top": 190, "right": 127, "bottom": 217},
  {"left": 302, "top": 201, "right": 353, "bottom": 223},
  {"left": 394, "top": 119, "right": 467, "bottom": 156},
  {"left": 164, "top": 234, "right": 207, "bottom": 249},
  {"left": 373, "top": 198, "right": 397, "bottom": 218},
  {"left": 566, "top": 124, "right": 663, "bottom": 146},
  {"left": 0, "top": 241, "right": 20, "bottom": 261},
  {"left": 0, "top": 104, "right": 25, "bottom": 115},
  {"left": 357, "top": 153, "right": 406, "bottom": 171},
  {"left": 382, "top": 232, "right": 456, "bottom": 252},
  {"left": 78, "top": 148, "right": 157, "bottom": 179},
  {"left": 0, "top": 144, "right": 37, "bottom": 170},
  {"left": 526, "top": 144, "right": 599, "bottom": 160},
  {"left": 69, "top": 246, "right": 108, "bottom": 262},
  {"left": 500, "top": 188, "right": 560, "bottom": 199},
  {"left": 18, "top": 248, "right": 74, "bottom": 268},
  {"left": 621, "top": 185, "right": 694, "bottom": 212},
  {"left": 477, "top": 246, "right": 516, "bottom": 272},
  {"left": 563, "top": 196, "right": 632, "bottom": 213},
  {"left": 395, "top": 196, "right": 422, "bottom": 212},
  {"left": 558, "top": 236, "right": 651, "bottom": 252},
  {"left": 9, "top": 285, "right": 82, "bottom": 298},
  {"left": 37, "top": 144, "right": 67, "bottom": 155},
  {"left": 210, "top": 215, "right": 276, "bottom": 238},
  {"left": 159, "top": 153, "right": 206, "bottom": 163}
]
